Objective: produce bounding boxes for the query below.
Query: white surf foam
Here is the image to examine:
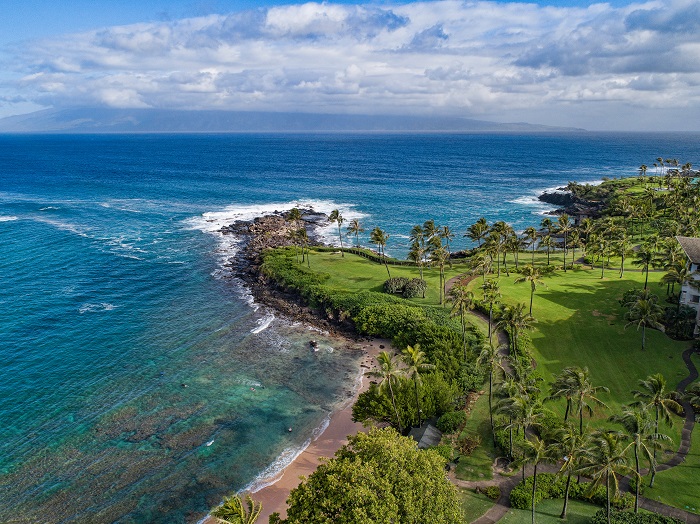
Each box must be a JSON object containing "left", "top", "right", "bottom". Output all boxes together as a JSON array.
[
  {"left": 251, "top": 312, "right": 275, "bottom": 334},
  {"left": 78, "top": 303, "right": 117, "bottom": 314},
  {"left": 0, "top": 215, "right": 18, "bottom": 222}
]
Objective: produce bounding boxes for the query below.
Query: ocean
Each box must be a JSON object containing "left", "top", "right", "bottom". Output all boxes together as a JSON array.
[{"left": 1, "top": 132, "right": 699, "bottom": 522}]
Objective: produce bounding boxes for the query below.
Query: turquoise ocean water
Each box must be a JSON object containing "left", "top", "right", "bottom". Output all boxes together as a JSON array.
[{"left": 1, "top": 133, "right": 699, "bottom": 522}]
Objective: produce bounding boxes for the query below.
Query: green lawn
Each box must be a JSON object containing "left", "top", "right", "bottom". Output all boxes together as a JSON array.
[
  {"left": 501, "top": 498, "right": 601, "bottom": 524},
  {"left": 457, "top": 488, "right": 496, "bottom": 523},
  {"left": 455, "top": 394, "right": 497, "bottom": 481}
]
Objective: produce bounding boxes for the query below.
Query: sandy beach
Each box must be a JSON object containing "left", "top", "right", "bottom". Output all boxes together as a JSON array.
[{"left": 204, "top": 337, "right": 387, "bottom": 523}]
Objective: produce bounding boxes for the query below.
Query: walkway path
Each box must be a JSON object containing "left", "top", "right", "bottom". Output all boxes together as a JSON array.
[{"left": 446, "top": 270, "right": 700, "bottom": 523}]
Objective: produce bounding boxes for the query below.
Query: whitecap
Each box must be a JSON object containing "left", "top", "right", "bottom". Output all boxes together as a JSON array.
[
  {"left": 0, "top": 216, "right": 18, "bottom": 222},
  {"left": 78, "top": 303, "right": 117, "bottom": 314},
  {"left": 251, "top": 313, "right": 275, "bottom": 334}
]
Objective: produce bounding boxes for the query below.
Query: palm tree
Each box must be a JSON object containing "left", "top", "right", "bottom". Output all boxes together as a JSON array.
[
  {"left": 570, "top": 366, "right": 610, "bottom": 435},
  {"left": 211, "top": 494, "right": 262, "bottom": 524},
  {"left": 624, "top": 295, "right": 664, "bottom": 351},
  {"left": 632, "top": 373, "right": 683, "bottom": 486},
  {"left": 448, "top": 284, "right": 475, "bottom": 358},
  {"left": 370, "top": 226, "right": 391, "bottom": 277},
  {"left": 367, "top": 351, "right": 405, "bottom": 433},
  {"left": 328, "top": 209, "right": 345, "bottom": 256},
  {"left": 661, "top": 261, "right": 689, "bottom": 298},
  {"left": 557, "top": 214, "right": 573, "bottom": 271},
  {"left": 552, "top": 424, "right": 590, "bottom": 519},
  {"left": 466, "top": 217, "right": 489, "bottom": 247},
  {"left": 431, "top": 246, "right": 449, "bottom": 305},
  {"left": 481, "top": 278, "right": 501, "bottom": 344},
  {"left": 402, "top": 344, "right": 434, "bottom": 427},
  {"left": 298, "top": 227, "right": 311, "bottom": 268},
  {"left": 684, "top": 382, "right": 700, "bottom": 413},
  {"left": 520, "top": 436, "right": 555, "bottom": 524},
  {"left": 287, "top": 208, "right": 303, "bottom": 263},
  {"left": 610, "top": 405, "right": 670, "bottom": 510},
  {"left": 568, "top": 229, "right": 581, "bottom": 268},
  {"left": 613, "top": 235, "right": 633, "bottom": 278},
  {"left": 514, "top": 264, "right": 545, "bottom": 316},
  {"left": 547, "top": 367, "right": 581, "bottom": 422},
  {"left": 633, "top": 247, "right": 656, "bottom": 290},
  {"left": 524, "top": 226, "right": 539, "bottom": 264},
  {"left": 346, "top": 218, "right": 364, "bottom": 248},
  {"left": 540, "top": 235, "right": 555, "bottom": 266},
  {"left": 497, "top": 303, "right": 536, "bottom": 357},
  {"left": 477, "top": 342, "right": 504, "bottom": 446},
  {"left": 578, "top": 431, "right": 635, "bottom": 524},
  {"left": 439, "top": 225, "right": 455, "bottom": 263},
  {"left": 470, "top": 250, "right": 492, "bottom": 283}
]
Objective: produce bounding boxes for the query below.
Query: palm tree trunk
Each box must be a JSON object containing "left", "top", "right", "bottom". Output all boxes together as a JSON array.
[
  {"left": 644, "top": 267, "right": 649, "bottom": 289},
  {"left": 388, "top": 380, "right": 403, "bottom": 434},
  {"left": 532, "top": 463, "right": 538, "bottom": 524},
  {"left": 634, "top": 445, "right": 640, "bottom": 513},
  {"left": 529, "top": 287, "right": 534, "bottom": 316},
  {"left": 337, "top": 224, "right": 344, "bottom": 257},
  {"left": 606, "top": 472, "right": 611, "bottom": 524},
  {"left": 414, "top": 376, "right": 421, "bottom": 427},
  {"left": 579, "top": 407, "right": 584, "bottom": 435},
  {"left": 561, "top": 470, "right": 572, "bottom": 519},
  {"left": 564, "top": 399, "right": 570, "bottom": 422},
  {"left": 563, "top": 236, "right": 567, "bottom": 272},
  {"left": 489, "top": 370, "right": 495, "bottom": 447},
  {"left": 488, "top": 305, "right": 493, "bottom": 343},
  {"left": 642, "top": 325, "right": 646, "bottom": 351}
]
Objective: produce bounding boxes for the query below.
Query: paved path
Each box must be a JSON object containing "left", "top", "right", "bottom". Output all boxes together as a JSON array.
[{"left": 448, "top": 268, "right": 700, "bottom": 523}]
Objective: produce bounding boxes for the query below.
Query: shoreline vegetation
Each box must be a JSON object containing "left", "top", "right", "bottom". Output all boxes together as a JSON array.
[{"left": 207, "top": 160, "right": 700, "bottom": 524}]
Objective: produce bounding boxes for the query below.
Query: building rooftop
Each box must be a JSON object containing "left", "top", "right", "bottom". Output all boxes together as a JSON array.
[
  {"left": 677, "top": 236, "right": 700, "bottom": 264},
  {"left": 408, "top": 424, "right": 443, "bottom": 449}
]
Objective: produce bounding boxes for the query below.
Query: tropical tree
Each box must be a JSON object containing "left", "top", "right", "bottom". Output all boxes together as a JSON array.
[
  {"left": 514, "top": 264, "right": 546, "bottom": 316},
  {"left": 447, "top": 284, "right": 475, "bottom": 357},
  {"left": 540, "top": 235, "right": 555, "bottom": 266},
  {"left": 329, "top": 209, "right": 345, "bottom": 256},
  {"left": 568, "top": 229, "right": 581, "bottom": 268},
  {"left": 569, "top": 366, "right": 610, "bottom": 435},
  {"left": 685, "top": 382, "right": 700, "bottom": 412},
  {"left": 633, "top": 247, "right": 657, "bottom": 290},
  {"left": 370, "top": 226, "right": 391, "bottom": 277},
  {"left": 366, "top": 351, "right": 405, "bottom": 433},
  {"left": 287, "top": 208, "right": 303, "bottom": 263},
  {"left": 578, "top": 431, "right": 635, "bottom": 524},
  {"left": 401, "top": 344, "right": 434, "bottom": 427},
  {"left": 613, "top": 235, "right": 633, "bottom": 278},
  {"left": 632, "top": 373, "right": 683, "bottom": 486},
  {"left": 557, "top": 214, "right": 573, "bottom": 271},
  {"left": 298, "top": 227, "right": 311, "bottom": 268},
  {"left": 439, "top": 225, "right": 455, "bottom": 265},
  {"left": 280, "top": 427, "right": 463, "bottom": 524},
  {"left": 624, "top": 294, "right": 664, "bottom": 351},
  {"left": 470, "top": 250, "right": 492, "bottom": 283},
  {"left": 346, "top": 218, "right": 364, "bottom": 247},
  {"left": 431, "top": 246, "right": 449, "bottom": 305},
  {"left": 552, "top": 424, "right": 590, "bottom": 519},
  {"left": 520, "top": 436, "right": 555, "bottom": 524},
  {"left": 497, "top": 302, "right": 536, "bottom": 357},
  {"left": 610, "top": 405, "right": 670, "bottom": 510},
  {"left": 547, "top": 367, "right": 581, "bottom": 422},
  {"left": 477, "top": 342, "right": 504, "bottom": 446},
  {"left": 481, "top": 278, "right": 501, "bottom": 344},
  {"left": 466, "top": 217, "right": 489, "bottom": 247},
  {"left": 211, "top": 494, "right": 262, "bottom": 524},
  {"left": 524, "top": 226, "right": 539, "bottom": 264}
]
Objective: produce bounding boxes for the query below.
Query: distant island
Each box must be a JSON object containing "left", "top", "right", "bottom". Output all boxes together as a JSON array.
[{"left": 0, "top": 108, "right": 586, "bottom": 134}]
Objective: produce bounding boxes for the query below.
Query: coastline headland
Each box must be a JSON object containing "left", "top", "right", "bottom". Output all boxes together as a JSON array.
[{"left": 208, "top": 208, "right": 382, "bottom": 522}]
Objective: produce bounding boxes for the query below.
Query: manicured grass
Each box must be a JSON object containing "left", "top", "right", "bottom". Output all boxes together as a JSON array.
[
  {"left": 457, "top": 488, "right": 496, "bottom": 523},
  {"left": 455, "top": 394, "right": 497, "bottom": 481},
  {"left": 501, "top": 498, "right": 601, "bottom": 524}
]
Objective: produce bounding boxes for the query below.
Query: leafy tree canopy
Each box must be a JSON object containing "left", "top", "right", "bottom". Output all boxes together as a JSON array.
[{"left": 277, "top": 427, "right": 463, "bottom": 524}]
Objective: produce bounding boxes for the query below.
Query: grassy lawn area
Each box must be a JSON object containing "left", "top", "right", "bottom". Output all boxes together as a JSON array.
[
  {"left": 455, "top": 393, "right": 497, "bottom": 481},
  {"left": 457, "top": 488, "right": 495, "bottom": 523},
  {"left": 501, "top": 498, "right": 601, "bottom": 524}
]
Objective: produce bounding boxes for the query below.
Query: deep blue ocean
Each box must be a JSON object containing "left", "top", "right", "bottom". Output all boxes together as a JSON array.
[{"left": 1, "top": 132, "right": 700, "bottom": 523}]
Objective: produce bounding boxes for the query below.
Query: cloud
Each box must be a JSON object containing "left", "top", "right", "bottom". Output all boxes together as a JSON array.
[{"left": 4, "top": 0, "right": 700, "bottom": 128}]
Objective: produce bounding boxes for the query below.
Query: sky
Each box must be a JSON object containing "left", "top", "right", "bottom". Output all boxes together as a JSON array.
[{"left": 2, "top": 0, "right": 700, "bottom": 131}]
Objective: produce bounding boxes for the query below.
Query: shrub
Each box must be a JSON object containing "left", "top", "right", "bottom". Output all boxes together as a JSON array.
[
  {"left": 437, "top": 411, "right": 467, "bottom": 433},
  {"left": 403, "top": 278, "right": 427, "bottom": 298},
  {"left": 384, "top": 277, "right": 409, "bottom": 294},
  {"left": 457, "top": 360, "right": 486, "bottom": 392},
  {"left": 457, "top": 434, "right": 481, "bottom": 456},
  {"left": 591, "top": 509, "right": 683, "bottom": 524},
  {"left": 429, "top": 444, "right": 454, "bottom": 462},
  {"left": 483, "top": 485, "right": 501, "bottom": 500}
]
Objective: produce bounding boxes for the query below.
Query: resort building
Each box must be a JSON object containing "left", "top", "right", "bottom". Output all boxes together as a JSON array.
[{"left": 676, "top": 236, "right": 700, "bottom": 334}]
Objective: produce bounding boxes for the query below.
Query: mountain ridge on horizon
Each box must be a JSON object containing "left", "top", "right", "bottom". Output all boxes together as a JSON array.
[{"left": 0, "top": 108, "right": 586, "bottom": 134}]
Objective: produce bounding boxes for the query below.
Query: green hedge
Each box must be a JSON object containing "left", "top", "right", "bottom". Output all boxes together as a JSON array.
[
  {"left": 591, "top": 509, "right": 683, "bottom": 524},
  {"left": 509, "top": 473, "right": 634, "bottom": 510}
]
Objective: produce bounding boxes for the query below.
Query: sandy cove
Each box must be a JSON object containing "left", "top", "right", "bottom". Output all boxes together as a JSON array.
[{"left": 202, "top": 337, "right": 386, "bottom": 523}]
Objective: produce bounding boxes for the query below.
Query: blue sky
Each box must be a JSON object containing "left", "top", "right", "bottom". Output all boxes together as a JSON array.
[{"left": 2, "top": 0, "right": 700, "bottom": 130}]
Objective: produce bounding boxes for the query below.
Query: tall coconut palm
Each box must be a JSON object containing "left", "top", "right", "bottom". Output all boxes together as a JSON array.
[
  {"left": 367, "top": 351, "right": 405, "bottom": 433},
  {"left": 569, "top": 366, "right": 609, "bottom": 435},
  {"left": 287, "top": 208, "right": 303, "bottom": 263},
  {"left": 552, "top": 424, "right": 590, "bottom": 519},
  {"left": 524, "top": 226, "right": 539, "bottom": 264},
  {"left": 632, "top": 373, "right": 683, "bottom": 486},
  {"left": 633, "top": 247, "right": 657, "bottom": 290},
  {"left": 624, "top": 295, "right": 664, "bottom": 351},
  {"left": 569, "top": 229, "right": 581, "bottom": 268},
  {"left": 481, "top": 278, "right": 501, "bottom": 344},
  {"left": 466, "top": 217, "right": 489, "bottom": 247},
  {"left": 578, "top": 431, "right": 634, "bottom": 524},
  {"left": 298, "top": 227, "right": 311, "bottom": 267},
  {"left": 613, "top": 235, "right": 633, "bottom": 278},
  {"left": 547, "top": 367, "right": 581, "bottom": 422},
  {"left": 520, "top": 436, "right": 555, "bottom": 524},
  {"left": 540, "top": 235, "right": 555, "bottom": 266},
  {"left": 211, "top": 494, "right": 262, "bottom": 524},
  {"left": 514, "top": 264, "right": 545, "bottom": 316},
  {"left": 328, "top": 209, "right": 345, "bottom": 256},
  {"left": 439, "top": 225, "right": 455, "bottom": 262},
  {"left": 448, "top": 284, "right": 475, "bottom": 357},
  {"left": 401, "top": 344, "right": 434, "bottom": 427},
  {"left": 497, "top": 303, "right": 536, "bottom": 357},
  {"left": 470, "top": 250, "right": 492, "bottom": 283},
  {"left": 557, "top": 214, "right": 573, "bottom": 271},
  {"left": 477, "top": 342, "right": 504, "bottom": 446},
  {"left": 610, "top": 405, "right": 670, "bottom": 510},
  {"left": 370, "top": 226, "right": 391, "bottom": 277},
  {"left": 431, "top": 246, "right": 449, "bottom": 305},
  {"left": 346, "top": 218, "right": 364, "bottom": 248}
]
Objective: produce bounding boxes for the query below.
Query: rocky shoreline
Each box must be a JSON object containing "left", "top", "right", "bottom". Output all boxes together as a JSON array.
[
  {"left": 218, "top": 209, "right": 356, "bottom": 338},
  {"left": 538, "top": 187, "right": 606, "bottom": 219}
]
